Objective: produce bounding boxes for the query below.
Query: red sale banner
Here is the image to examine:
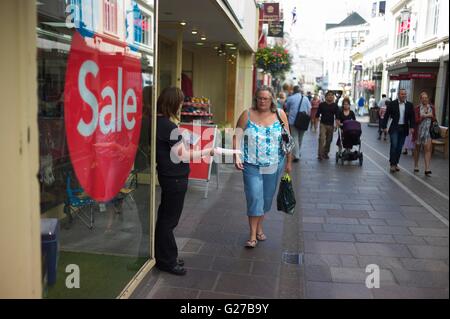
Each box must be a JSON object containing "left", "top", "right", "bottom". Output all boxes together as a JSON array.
[
  {"left": 64, "top": 31, "right": 143, "bottom": 202},
  {"left": 179, "top": 123, "right": 217, "bottom": 181}
]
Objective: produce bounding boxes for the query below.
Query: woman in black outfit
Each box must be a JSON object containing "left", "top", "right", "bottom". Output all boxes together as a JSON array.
[
  {"left": 155, "top": 87, "right": 216, "bottom": 275},
  {"left": 336, "top": 97, "right": 356, "bottom": 150}
]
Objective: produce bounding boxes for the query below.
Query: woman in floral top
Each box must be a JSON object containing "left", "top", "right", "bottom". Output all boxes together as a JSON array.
[{"left": 413, "top": 91, "right": 436, "bottom": 176}]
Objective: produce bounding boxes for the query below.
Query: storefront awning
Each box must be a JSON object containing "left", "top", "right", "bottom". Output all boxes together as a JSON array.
[
  {"left": 159, "top": 0, "right": 256, "bottom": 52},
  {"left": 387, "top": 61, "right": 440, "bottom": 80}
]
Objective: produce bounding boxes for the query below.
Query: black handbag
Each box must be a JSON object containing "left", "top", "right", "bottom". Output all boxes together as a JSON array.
[
  {"left": 430, "top": 120, "right": 441, "bottom": 139},
  {"left": 294, "top": 96, "right": 310, "bottom": 130}
]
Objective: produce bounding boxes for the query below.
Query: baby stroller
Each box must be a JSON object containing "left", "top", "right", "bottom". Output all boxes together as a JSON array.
[{"left": 336, "top": 120, "right": 363, "bottom": 166}]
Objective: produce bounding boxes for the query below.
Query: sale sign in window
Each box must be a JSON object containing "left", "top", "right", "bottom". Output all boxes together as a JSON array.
[{"left": 64, "top": 31, "right": 143, "bottom": 202}]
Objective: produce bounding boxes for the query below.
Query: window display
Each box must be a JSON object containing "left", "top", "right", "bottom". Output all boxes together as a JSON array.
[
  {"left": 37, "top": 0, "right": 156, "bottom": 298},
  {"left": 181, "top": 96, "right": 214, "bottom": 124}
]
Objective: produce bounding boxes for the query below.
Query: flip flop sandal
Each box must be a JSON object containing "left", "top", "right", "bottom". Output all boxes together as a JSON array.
[
  {"left": 256, "top": 233, "right": 267, "bottom": 241},
  {"left": 245, "top": 240, "right": 257, "bottom": 248}
]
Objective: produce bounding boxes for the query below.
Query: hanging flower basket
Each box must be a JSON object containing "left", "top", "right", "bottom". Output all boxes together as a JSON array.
[{"left": 255, "top": 46, "right": 292, "bottom": 77}]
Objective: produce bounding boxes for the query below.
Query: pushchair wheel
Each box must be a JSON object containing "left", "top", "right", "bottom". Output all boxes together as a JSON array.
[
  {"left": 335, "top": 152, "right": 339, "bottom": 164},
  {"left": 359, "top": 153, "right": 363, "bottom": 166}
]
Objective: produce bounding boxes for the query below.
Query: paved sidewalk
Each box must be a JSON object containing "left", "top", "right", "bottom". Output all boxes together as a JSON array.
[{"left": 132, "top": 120, "right": 449, "bottom": 299}]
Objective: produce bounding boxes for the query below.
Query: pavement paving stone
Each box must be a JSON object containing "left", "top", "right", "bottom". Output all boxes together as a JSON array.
[
  {"left": 329, "top": 267, "right": 396, "bottom": 285},
  {"left": 357, "top": 255, "right": 404, "bottom": 270},
  {"left": 355, "top": 234, "right": 397, "bottom": 244},
  {"left": 306, "top": 281, "right": 373, "bottom": 299},
  {"left": 409, "top": 227, "right": 449, "bottom": 237},
  {"left": 355, "top": 243, "right": 412, "bottom": 257},
  {"left": 325, "top": 217, "right": 360, "bottom": 225},
  {"left": 339, "top": 255, "right": 360, "bottom": 268},
  {"left": 304, "top": 253, "right": 342, "bottom": 267},
  {"left": 304, "top": 241, "right": 358, "bottom": 255},
  {"left": 214, "top": 273, "right": 278, "bottom": 299},
  {"left": 423, "top": 237, "right": 449, "bottom": 247},
  {"left": 323, "top": 224, "right": 372, "bottom": 234},
  {"left": 391, "top": 269, "right": 449, "bottom": 289},
  {"left": 371, "top": 286, "right": 449, "bottom": 299},
  {"left": 370, "top": 226, "right": 412, "bottom": 235},
  {"left": 400, "top": 258, "right": 449, "bottom": 272},
  {"left": 359, "top": 218, "right": 387, "bottom": 226},
  {"left": 304, "top": 265, "right": 332, "bottom": 282},
  {"left": 315, "top": 232, "right": 356, "bottom": 242},
  {"left": 407, "top": 245, "right": 449, "bottom": 259},
  {"left": 157, "top": 269, "right": 220, "bottom": 291}
]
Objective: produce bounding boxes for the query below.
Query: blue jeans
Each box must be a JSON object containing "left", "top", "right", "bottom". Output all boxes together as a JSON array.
[
  {"left": 243, "top": 159, "right": 285, "bottom": 217},
  {"left": 389, "top": 126, "right": 408, "bottom": 166}
]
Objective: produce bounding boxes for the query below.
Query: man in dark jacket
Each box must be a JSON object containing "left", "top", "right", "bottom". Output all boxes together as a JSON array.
[{"left": 382, "top": 88, "right": 415, "bottom": 172}]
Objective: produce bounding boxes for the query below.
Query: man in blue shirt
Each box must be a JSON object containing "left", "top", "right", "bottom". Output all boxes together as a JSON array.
[
  {"left": 357, "top": 95, "right": 366, "bottom": 116},
  {"left": 285, "top": 86, "right": 311, "bottom": 162}
]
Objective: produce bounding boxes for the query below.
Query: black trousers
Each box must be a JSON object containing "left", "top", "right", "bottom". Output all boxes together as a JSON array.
[{"left": 155, "top": 175, "right": 188, "bottom": 269}]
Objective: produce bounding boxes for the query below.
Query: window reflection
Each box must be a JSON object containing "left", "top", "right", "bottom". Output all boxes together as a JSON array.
[{"left": 38, "top": 0, "right": 155, "bottom": 298}]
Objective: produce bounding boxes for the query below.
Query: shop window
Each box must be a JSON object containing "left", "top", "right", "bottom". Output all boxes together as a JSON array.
[
  {"left": 103, "top": 0, "right": 117, "bottom": 34},
  {"left": 37, "top": 0, "right": 155, "bottom": 299}
]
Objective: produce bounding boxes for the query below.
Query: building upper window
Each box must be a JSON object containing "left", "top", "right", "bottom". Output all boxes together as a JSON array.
[
  {"left": 103, "top": 0, "right": 117, "bottom": 34},
  {"left": 134, "top": 11, "right": 151, "bottom": 46},
  {"left": 427, "top": 0, "right": 440, "bottom": 36},
  {"left": 396, "top": 17, "right": 410, "bottom": 49}
]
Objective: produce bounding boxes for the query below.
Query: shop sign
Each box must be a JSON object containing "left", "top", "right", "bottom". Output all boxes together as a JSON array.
[
  {"left": 64, "top": 31, "right": 143, "bottom": 202},
  {"left": 372, "top": 71, "right": 383, "bottom": 80},
  {"left": 390, "top": 74, "right": 410, "bottom": 80},
  {"left": 410, "top": 72, "right": 435, "bottom": 79},
  {"left": 390, "top": 73, "right": 435, "bottom": 80},
  {"left": 262, "top": 3, "right": 280, "bottom": 21},
  {"left": 268, "top": 21, "right": 284, "bottom": 37}
]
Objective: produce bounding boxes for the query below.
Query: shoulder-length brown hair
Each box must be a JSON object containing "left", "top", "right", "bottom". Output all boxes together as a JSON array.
[
  {"left": 252, "top": 86, "right": 277, "bottom": 113},
  {"left": 342, "top": 97, "right": 351, "bottom": 107},
  {"left": 157, "top": 87, "right": 185, "bottom": 121}
]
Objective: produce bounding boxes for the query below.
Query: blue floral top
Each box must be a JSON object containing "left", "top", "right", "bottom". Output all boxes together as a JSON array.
[{"left": 242, "top": 110, "right": 284, "bottom": 167}]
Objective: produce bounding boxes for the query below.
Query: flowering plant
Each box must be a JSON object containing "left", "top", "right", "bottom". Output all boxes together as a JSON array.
[{"left": 255, "top": 46, "right": 292, "bottom": 77}]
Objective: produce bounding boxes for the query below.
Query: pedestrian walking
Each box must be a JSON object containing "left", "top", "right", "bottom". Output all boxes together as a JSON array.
[
  {"left": 382, "top": 88, "right": 415, "bottom": 173},
  {"left": 378, "top": 94, "right": 388, "bottom": 140},
  {"left": 234, "top": 86, "right": 292, "bottom": 248},
  {"left": 282, "top": 82, "right": 293, "bottom": 97},
  {"left": 277, "top": 91, "right": 287, "bottom": 110},
  {"left": 285, "top": 85, "right": 312, "bottom": 162},
  {"left": 413, "top": 91, "right": 436, "bottom": 176},
  {"left": 310, "top": 94, "right": 320, "bottom": 132},
  {"left": 155, "top": 87, "right": 216, "bottom": 275},
  {"left": 369, "top": 95, "right": 377, "bottom": 109},
  {"left": 357, "top": 95, "right": 365, "bottom": 116},
  {"left": 316, "top": 91, "right": 339, "bottom": 160}
]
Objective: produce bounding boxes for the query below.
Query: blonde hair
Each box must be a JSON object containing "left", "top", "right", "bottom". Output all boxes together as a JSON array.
[{"left": 252, "top": 86, "right": 277, "bottom": 113}]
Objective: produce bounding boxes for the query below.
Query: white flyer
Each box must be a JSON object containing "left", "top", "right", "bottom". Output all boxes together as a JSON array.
[{"left": 214, "top": 147, "right": 242, "bottom": 155}]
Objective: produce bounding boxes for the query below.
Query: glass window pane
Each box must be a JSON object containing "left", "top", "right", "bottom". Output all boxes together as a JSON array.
[{"left": 38, "top": 0, "right": 155, "bottom": 299}]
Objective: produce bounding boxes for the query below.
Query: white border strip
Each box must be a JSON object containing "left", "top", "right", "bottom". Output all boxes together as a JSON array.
[
  {"left": 365, "top": 153, "right": 449, "bottom": 227},
  {"left": 363, "top": 141, "right": 449, "bottom": 201}
]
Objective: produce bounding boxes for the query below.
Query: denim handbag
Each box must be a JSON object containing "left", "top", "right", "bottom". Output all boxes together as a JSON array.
[{"left": 276, "top": 110, "right": 295, "bottom": 154}]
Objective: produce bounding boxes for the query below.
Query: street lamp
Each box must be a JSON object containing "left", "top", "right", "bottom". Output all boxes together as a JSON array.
[{"left": 400, "top": 5, "right": 411, "bottom": 22}]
